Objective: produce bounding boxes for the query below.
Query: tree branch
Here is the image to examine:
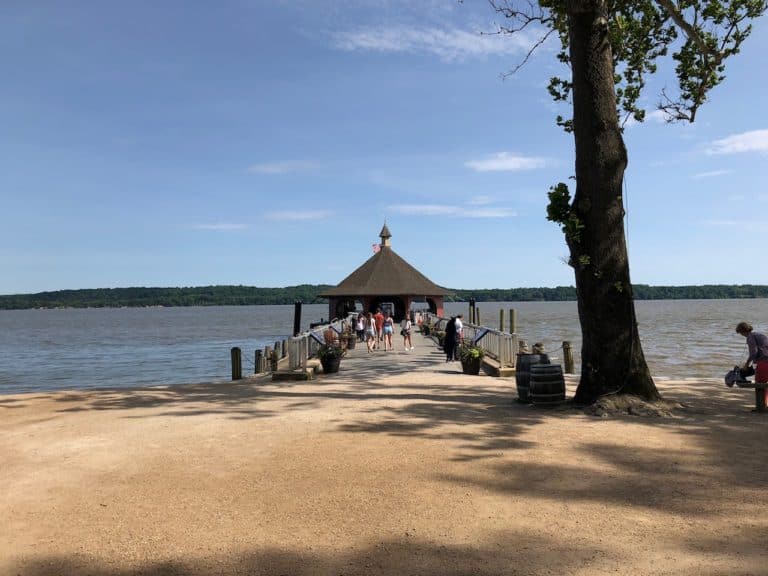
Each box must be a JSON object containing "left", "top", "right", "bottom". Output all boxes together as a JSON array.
[{"left": 654, "top": 0, "right": 722, "bottom": 62}]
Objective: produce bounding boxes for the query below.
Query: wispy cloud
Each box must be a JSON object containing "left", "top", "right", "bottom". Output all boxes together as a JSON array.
[
  {"left": 189, "top": 223, "right": 248, "bottom": 231},
  {"left": 467, "top": 195, "right": 493, "bottom": 205},
  {"left": 264, "top": 210, "right": 333, "bottom": 221},
  {"left": 388, "top": 204, "right": 456, "bottom": 216},
  {"left": 465, "top": 207, "right": 516, "bottom": 218},
  {"left": 247, "top": 161, "right": 315, "bottom": 175},
  {"left": 692, "top": 169, "right": 732, "bottom": 179},
  {"left": 706, "top": 129, "right": 768, "bottom": 155},
  {"left": 465, "top": 152, "right": 546, "bottom": 172},
  {"left": 389, "top": 203, "right": 515, "bottom": 218},
  {"left": 703, "top": 219, "right": 768, "bottom": 232},
  {"left": 333, "top": 25, "right": 538, "bottom": 62}
]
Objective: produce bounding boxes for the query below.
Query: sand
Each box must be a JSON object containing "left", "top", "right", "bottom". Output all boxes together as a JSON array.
[{"left": 2, "top": 338, "right": 767, "bottom": 576}]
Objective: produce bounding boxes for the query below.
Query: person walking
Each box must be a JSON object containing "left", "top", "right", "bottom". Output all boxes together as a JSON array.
[
  {"left": 374, "top": 308, "right": 385, "bottom": 347},
  {"left": 355, "top": 313, "right": 365, "bottom": 343},
  {"left": 401, "top": 312, "right": 413, "bottom": 351},
  {"left": 365, "top": 312, "right": 377, "bottom": 353},
  {"left": 443, "top": 317, "right": 457, "bottom": 362},
  {"left": 382, "top": 312, "right": 395, "bottom": 351}
]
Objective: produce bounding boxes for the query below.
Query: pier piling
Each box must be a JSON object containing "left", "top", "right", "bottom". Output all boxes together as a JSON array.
[
  {"left": 563, "top": 341, "right": 575, "bottom": 374},
  {"left": 231, "top": 347, "right": 242, "bottom": 380},
  {"left": 254, "top": 350, "right": 263, "bottom": 374}
]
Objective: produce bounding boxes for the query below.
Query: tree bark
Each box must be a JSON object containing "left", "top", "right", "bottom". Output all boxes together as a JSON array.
[{"left": 566, "top": 0, "right": 660, "bottom": 404}]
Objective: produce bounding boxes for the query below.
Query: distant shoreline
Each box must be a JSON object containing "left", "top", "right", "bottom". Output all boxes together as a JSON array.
[{"left": 1, "top": 284, "right": 767, "bottom": 310}]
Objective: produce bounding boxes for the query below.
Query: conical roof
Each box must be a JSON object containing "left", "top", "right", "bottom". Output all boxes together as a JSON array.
[{"left": 319, "top": 230, "right": 450, "bottom": 297}]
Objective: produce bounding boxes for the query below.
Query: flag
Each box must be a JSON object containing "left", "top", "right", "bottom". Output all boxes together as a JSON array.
[{"left": 372, "top": 243, "right": 381, "bottom": 253}]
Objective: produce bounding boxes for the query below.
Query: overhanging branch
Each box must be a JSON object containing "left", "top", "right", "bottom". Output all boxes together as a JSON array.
[{"left": 654, "top": 0, "right": 723, "bottom": 63}]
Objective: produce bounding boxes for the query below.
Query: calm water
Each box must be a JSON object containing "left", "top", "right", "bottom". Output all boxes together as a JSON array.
[{"left": 1, "top": 300, "right": 766, "bottom": 394}]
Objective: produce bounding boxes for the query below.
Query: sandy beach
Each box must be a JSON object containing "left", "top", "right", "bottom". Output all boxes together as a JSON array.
[{"left": 2, "top": 335, "right": 767, "bottom": 576}]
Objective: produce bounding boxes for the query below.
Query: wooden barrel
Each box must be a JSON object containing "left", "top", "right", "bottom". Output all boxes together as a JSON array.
[
  {"left": 515, "top": 353, "right": 550, "bottom": 403},
  {"left": 530, "top": 364, "right": 566, "bottom": 406}
]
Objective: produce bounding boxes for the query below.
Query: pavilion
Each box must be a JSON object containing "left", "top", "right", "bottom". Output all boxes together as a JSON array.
[{"left": 319, "top": 224, "right": 451, "bottom": 322}]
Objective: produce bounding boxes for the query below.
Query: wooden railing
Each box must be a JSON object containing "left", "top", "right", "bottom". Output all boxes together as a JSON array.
[
  {"left": 423, "top": 313, "right": 519, "bottom": 369},
  {"left": 287, "top": 316, "right": 350, "bottom": 371}
]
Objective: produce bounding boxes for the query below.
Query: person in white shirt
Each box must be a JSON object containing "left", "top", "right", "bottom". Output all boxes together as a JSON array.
[
  {"left": 454, "top": 314, "right": 464, "bottom": 344},
  {"left": 401, "top": 312, "right": 413, "bottom": 350}
]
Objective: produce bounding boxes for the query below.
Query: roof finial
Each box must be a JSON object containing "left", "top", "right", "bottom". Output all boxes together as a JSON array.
[{"left": 379, "top": 222, "right": 392, "bottom": 247}]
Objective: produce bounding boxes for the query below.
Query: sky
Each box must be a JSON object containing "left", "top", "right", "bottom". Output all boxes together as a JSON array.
[{"left": 1, "top": 1, "right": 767, "bottom": 295}]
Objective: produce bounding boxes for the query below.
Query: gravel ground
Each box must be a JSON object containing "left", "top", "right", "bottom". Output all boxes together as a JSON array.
[{"left": 2, "top": 336, "right": 767, "bottom": 576}]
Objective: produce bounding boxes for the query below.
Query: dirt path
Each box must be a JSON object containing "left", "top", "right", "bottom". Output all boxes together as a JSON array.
[{"left": 2, "top": 338, "right": 767, "bottom": 575}]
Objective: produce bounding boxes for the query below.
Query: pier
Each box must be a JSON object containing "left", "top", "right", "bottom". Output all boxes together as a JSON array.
[{"left": 232, "top": 314, "right": 574, "bottom": 385}]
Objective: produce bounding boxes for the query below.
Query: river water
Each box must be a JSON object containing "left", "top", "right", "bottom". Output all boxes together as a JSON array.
[{"left": 1, "top": 300, "right": 765, "bottom": 394}]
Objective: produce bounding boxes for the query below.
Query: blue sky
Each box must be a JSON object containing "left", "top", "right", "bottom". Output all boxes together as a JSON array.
[{"left": 2, "top": 1, "right": 766, "bottom": 295}]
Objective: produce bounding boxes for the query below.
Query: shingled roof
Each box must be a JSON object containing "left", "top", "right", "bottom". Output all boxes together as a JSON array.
[{"left": 319, "top": 226, "right": 451, "bottom": 298}]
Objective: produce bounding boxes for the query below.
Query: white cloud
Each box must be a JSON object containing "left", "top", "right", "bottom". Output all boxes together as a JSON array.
[
  {"left": 389, "top": 204, "right": 515, "bottom": 218},
  {"left": 333, "top": 25, "right": 538, "bottom": 62},
  {"left": 692, "top": 169, "right": 732, "bottom": 179},
  {"left": 189, "top": 223, "right": 248, "bottom": 231},
  {"left": 465, "top": 152, "right": 546, "bottom": 172},
  {"left": 706, "top": 129, "right": 768, "bottom": 155},
  {"left": 247, "top": 161, "right": 314, "bottom": 175},
  {"left": 265, "top": 210, "right": 333, "bottom": 221},
  {"left": 646, "top": 109, "right": 669, "bottom": 123}
]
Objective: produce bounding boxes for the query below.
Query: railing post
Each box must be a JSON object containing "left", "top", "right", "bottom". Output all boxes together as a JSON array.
[
  {"left": 254, "top": 350, "right": 263, "bottom": 374},
  {"left": 509, "top": 308, "right": 517, "bottom": 334},
  {"left": 499, "top": 309, "right": 504, "bottom": 332},
  {"left": 264, "top": 346, "right": 272, "bottom": 372},
  {"left": 231, "top": 347, "right": 242, "bottom": 381},
  {"left": 563, "top": 341, "right": 575, "bottom": 374},
  {"left": 288, "top": 337, "right": 301, "bottom": 370}
]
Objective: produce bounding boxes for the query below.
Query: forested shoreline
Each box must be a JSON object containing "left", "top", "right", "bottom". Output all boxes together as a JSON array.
[{"left": 1, "top": 284, "right": 767, "bottom": 310}]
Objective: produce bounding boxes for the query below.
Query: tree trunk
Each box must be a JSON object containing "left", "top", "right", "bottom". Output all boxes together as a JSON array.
[{"left": 566, "top": 0, "right": 660, "bottom": 404}]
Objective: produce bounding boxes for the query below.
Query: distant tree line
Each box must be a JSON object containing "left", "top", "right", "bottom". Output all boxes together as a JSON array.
[
  {"left": 448, "top": 284, "right": 768, "bottom": 302},
  {"left": 1, "top": 284, "right": 767, "bottom": 310},
  {"left": 0, "top": 285, "right": 333, "bottom": 310}
]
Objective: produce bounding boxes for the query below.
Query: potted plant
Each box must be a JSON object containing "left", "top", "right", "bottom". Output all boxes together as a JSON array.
[
  {"left": 458, "top": 342, "right": 484, "bottom": 375},
  {"left": 435, "top": 330, "right": 446, "bottom": 348},
  {"left": 342, "top": 330, "right": 356, "bottom": 350},
  {"left": 317, "top": 344, "right": 345, "bottom": 374}
]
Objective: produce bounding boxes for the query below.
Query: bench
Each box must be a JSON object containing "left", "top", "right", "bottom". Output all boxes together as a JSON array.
[{"left": 736, "top": 381, "right": 768, "bottom": 413}]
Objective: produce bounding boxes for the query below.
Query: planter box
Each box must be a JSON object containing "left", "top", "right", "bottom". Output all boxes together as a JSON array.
[
  {"left": 320, "top": 356, "right": 341, "bottom": 374},
  {"left": 461, "top": 356, "right": 482, "bottom": 375}
]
